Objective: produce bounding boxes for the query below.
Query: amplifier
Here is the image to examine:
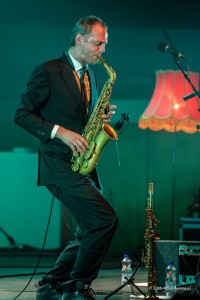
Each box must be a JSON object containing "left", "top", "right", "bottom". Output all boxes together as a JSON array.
[
  {"left": 155, "top": 240, "right": 179, "bottom": 287},
  {"left": 179, "top": 243, "right": 200, "bottom": 285},
  {"left": 155, "top": 240, "right": 200, "bottom": 287}
]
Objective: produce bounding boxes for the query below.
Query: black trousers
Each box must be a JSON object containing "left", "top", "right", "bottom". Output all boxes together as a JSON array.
[{"left": 42, "top": 171, "right": 118, "bottom": 291}]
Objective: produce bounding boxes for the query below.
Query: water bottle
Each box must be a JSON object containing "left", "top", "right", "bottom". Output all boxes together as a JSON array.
[
  {"left": 165, "top": 261, "right": 176, "bottom": 296},
  {"left": 121, "top": 254, "right": 132, "bottom": 284}
]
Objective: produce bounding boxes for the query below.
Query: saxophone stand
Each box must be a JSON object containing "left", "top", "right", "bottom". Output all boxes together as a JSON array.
[{"left": 103, "top": 251, "right": 146, "bottom": 299}]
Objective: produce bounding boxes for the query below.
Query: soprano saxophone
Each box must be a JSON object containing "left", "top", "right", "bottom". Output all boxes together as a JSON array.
[
  {"left": 144, "top": 183, "right": 160, "bottom": 299},
  {"left": 71, "top": 56, "right": 118, "bottom": 175}
]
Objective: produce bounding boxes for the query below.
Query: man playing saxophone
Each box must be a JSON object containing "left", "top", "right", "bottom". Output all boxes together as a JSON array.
[{"left": 14, "top": 15, "right": 118, "bottom": 300}]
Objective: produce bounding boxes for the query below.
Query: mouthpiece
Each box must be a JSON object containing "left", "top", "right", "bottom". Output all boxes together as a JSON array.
[
  {"left": 96, "top": 55, "right": 105, "bottom": 64},
  {"left": 149, "top": 182, "right": 153, "bottom": 193}
]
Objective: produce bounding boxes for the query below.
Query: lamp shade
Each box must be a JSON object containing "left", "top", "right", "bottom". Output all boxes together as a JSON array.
[{"left": 139, "top": 70, "right": 200, "bottom": 133}]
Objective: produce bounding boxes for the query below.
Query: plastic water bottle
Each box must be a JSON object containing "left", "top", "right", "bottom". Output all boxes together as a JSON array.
[
  {"left": 165, "top": 261, "right": 176, "bottom": 296},
  {"left": 121, "top": 254, "right": 132, "bottom": 284}
]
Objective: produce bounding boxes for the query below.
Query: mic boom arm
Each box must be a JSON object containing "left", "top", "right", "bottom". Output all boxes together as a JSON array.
[{"left": 183, "top": 89, "right": 200, "bottom": 101}]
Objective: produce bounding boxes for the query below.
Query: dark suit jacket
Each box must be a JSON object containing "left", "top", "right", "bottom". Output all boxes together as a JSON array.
[{"left": 14, "top": 53, "right": 102, "bottom": 189}]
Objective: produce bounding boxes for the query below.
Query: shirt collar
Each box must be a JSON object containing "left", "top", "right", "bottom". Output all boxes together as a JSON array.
[{"left": 68, "top": 51, "right": 88, "bottom": 72}]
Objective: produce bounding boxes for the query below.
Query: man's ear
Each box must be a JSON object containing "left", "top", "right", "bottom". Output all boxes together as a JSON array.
[{"left": 76, "top": 34, "right": 83, "bottom": 46}]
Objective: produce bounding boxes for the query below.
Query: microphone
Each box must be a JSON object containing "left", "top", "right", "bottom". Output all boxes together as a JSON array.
[
  {"left": 114, "top": 113, "right": 130, "bottom": 130},
  {"left": 183, "top": 89, "right": 200, "bottom": 101},
  {"left": 158, "top": 41, "right": 184, "bottom": 59}
]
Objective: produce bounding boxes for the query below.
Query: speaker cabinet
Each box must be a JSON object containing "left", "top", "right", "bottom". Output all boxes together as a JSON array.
[
  {"left": 155, "top": 240, "right": 179, "bottom": 287},
  {"left": 155, "top": 240, "right": 200, "bottom": 287}
]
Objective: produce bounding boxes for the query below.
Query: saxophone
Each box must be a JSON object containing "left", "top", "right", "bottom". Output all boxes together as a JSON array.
[
  {"left": 71, "top": 56, "right": 118, "bottom": 175},
  {"left": 144, "top": 183, "right": 160, "bottom": 299}
]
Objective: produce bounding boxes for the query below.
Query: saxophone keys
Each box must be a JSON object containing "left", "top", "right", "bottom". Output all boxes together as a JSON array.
[
  {"left": 82, "top": 161, "right": 88, "bottom": 168},
  {"left": 71, "top": 163, "right": 80, "bottom": 172},
  {"left": 84, "top": 142, "right": 96, "bottom": 159}
]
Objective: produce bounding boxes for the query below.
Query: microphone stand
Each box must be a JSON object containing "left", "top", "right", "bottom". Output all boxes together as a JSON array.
[
  {"left": 173, "top": 56, "right": 200, "bottom": 112},
  {"left": 0, "top": 226, "right": 38, "bottom": 251},
  {"left": 169, "top": 57, "right": 200, "bottom": 239}
]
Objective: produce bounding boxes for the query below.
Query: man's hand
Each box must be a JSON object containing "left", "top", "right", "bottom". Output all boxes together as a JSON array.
[
  {"left": 55, "top": 126, "right": 89, "bottom": 156},
  {"left": 101, "top": 104, "right": 117, "bottom": 122}
]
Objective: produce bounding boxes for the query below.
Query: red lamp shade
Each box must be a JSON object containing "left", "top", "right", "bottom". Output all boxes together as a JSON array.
[{"left": 139, "top": 70, "right": 200, "bottom": 133}]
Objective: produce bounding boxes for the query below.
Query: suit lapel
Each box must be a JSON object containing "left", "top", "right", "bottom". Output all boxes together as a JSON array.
[
  {"left": 58, "top": 54, "right": 87, "bottom": 119},
  {"left": 87, "top": 67, "right": 98, "bottom": 112}
]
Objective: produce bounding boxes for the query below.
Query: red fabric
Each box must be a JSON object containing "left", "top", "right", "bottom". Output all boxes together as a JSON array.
[{"left": 139, "top": 70, "right": 200, "bottom": 133}]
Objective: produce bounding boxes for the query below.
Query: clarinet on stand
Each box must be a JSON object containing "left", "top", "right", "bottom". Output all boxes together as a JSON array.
[{"left": 144, "top": 183, "right": 160, "bottom": 299}]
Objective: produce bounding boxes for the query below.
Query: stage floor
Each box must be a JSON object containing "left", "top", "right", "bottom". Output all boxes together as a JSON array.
[
  {"left": 0, "top": 265, "right": 150, "bottom": 300},
  {"left": 0, "top": 251, "right": 195, "bottom": 300}
]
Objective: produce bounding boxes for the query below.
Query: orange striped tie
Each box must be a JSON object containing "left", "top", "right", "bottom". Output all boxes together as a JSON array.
[{"left": 80, "top": 67, "right": 88, "bottom": 114}]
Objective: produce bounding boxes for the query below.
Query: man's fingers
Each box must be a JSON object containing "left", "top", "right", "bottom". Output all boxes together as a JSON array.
[
  {"left": 110, "top": 104, "right": 117, "bottom": 109},
  {"left": 72, "top": 139, "right": 89, "bottom": 155}
]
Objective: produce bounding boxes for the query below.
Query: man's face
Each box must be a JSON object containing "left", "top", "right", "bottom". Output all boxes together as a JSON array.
[{"left": 79, "top": 23, "right": 108, "bottom": 64}]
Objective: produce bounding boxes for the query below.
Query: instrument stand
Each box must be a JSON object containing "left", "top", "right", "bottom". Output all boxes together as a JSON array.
[{"left": 103, "top": 251, "right": 146, "bottom": 299}]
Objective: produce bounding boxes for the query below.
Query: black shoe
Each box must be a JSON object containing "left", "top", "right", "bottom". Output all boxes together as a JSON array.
[
  {"left": 35, "top": 282, "right": 62, "bottom": 300},
  {"left": 62, "top": 286, "right": 95, "bottom": 300},
  {"left": 75, "top": 287, "right": 96, "bottom": 300},
  {"left": 61, "top": 291, "right": 76, "bottom": 300}
]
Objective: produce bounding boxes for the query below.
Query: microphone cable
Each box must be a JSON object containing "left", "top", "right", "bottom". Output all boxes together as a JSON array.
[
  {"left": 106, "top": 115, "right": 130, "bottom": 210},
  {"left": 9, "top": 184, "right": 59, "bottom": 300}
]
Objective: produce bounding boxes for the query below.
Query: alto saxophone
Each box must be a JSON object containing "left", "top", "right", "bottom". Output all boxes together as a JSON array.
[
  {"left": 144, "top": 183, "right": 160, "bottom": 299},
  {"left": 71, "top": 56, "right": 118, "bottom": 175}
]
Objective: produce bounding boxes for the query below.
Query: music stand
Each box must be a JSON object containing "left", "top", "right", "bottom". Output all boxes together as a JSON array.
[{"left": 103, "top": 250, "right": 146, "bottom": 299}]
